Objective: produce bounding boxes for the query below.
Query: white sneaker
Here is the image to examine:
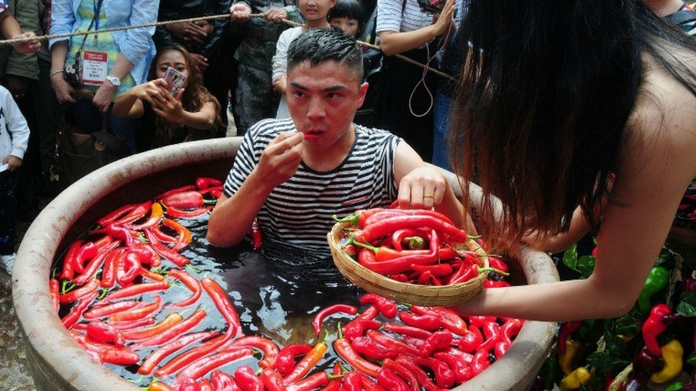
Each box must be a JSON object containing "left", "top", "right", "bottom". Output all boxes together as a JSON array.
[{"left": 0, "top": 253, "right": 15, "bottom": 275}]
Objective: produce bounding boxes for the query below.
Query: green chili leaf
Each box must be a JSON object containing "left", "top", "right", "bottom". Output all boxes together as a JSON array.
[
  {"left": 576, "top": 255, "right": 596, "bottom": 279},
  {"left": 611, "top": 315, "right": 639, "bottom": 340},
  {"left": 562, "top": 244, "right": 579, "bottom": 272},
  {"left": 677, "top": 291, "right": 696, "bottom": 317}
]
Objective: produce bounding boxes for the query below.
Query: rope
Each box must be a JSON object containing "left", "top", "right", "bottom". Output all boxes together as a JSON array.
[{"left": 0, "top": 12, "right": 457, "bottom": 81}]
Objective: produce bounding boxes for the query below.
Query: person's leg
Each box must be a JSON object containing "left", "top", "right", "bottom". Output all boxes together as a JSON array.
[
  {"left": 432, "top": 91, "right": 453, "bottom": 171},
  {"left": 233, "top": 63, "right": 279, "bottom": 136},
  {"left": 34, "top": 58, "right": 61, "bottom": 181},
  {"left": 107, "top": 104, "right": 137, "bottom": 153},
  {"left": 0, "top": 171, "right": 18, "bottom": 262}
]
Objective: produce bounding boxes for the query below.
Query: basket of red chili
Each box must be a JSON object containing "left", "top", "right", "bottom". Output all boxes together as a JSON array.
[{"left": 327, "top": 208, "right": 490, "bottom": 306}]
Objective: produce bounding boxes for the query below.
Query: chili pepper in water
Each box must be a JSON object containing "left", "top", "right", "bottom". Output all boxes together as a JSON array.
[
  {"left": 121, "top": 312, "right": 183, "bottom": 341},
  {"left": 458, "top": 325, "right": 484, "bottom": 353},
  {"left": 383, "top": 323, "right": 433, "bottom": 339},
  {"left": 433, "top": 351, "right": 472, "bottom": 384},
  {"left": 312, "top": 304, "right": 358, "bottom": 336},
  {"left": 342, "top": 316, "right": 381, "bottom": 342},
  {"left": 86, "top": 320, "right": 125, "bottom": 346},
  {"left": 351, "top": 336, "right": 400, "bottom": 360},
  {"left": 359, "top": 293, "right": 397, "bottom": 318},
  {"left": 282, "top": 331, "right": 328, "bottom": 385},
  {"left": 104, "top": 224, "right": 135, "bottom": 248},
  {"left": 235, "top": 365, "right": 263, "bottom": 391},
  {"left": 167, "top": 268, "right": 203, "bottom": 308},
  {"left": 197, "top": 278, "right": 244, "bottom": 335},
  {"left": 138, "top": 331, "right": 218, "bottom": 375},
  {"left": 97, "top": 203, "right": 138, "bottom": 227},
  {"left": 140, "top": 267, "right": 165, "bottom": 282},
  {"left": 412, "top": 306, "right": 469, "bottom": 335},
  {"left": 494, "top": 341, "right": 510, "bottom": 359},
  {"left": 366, "top": 329, "right": 421, "bottom": 357},
  {"left": 261, "top": 369, "right": 288, "bottom": 391},
  {"left": 399, "top": 311, "right": 441, "bottom": 331},
  {"left": 468, "top": 315, "right": 497, "bottom": 328},
  {"left": 131, "top": 309, "right": 207, "bottom": 349},
  {"left": 59, "top": 240, "right": 86, "bottom": 281},
  {"left": 99, "top": 248, "right": 123, "bottom": 288},
  {"left": 377, "top": 367, "right": 410, "bottom": 391},
  {"left": 420, "top": 330, "right": 454, "bottom": 357},
  {"left": 199, "top": 379, "right": 213, "bottom": 391},
  {"left": 335, "top": 328, "right": 381, "bottom": 377},
  {"left": 109, "top": 317, "right": 156, "bottom": 330},
  {"left": 101, "top": 279, "right": 169, "bottom": 303},
  {"left": 233, "top": 335, "right": 281, "bottom": 370},
  {"left": 155, "top": 332, "right": 234, "bottom": 377},
  {"left": 251, "top": 218, "right": 262, "bottom": 250},
  {"left": 477, "top": 321, "right": 502, "bottom": 353},
  {"left": 558, "top": 367, "right": 591, "bottom": 391},
  {"left": 149, "top": 223, "right": 178, "bottom": 244},
  {"left": 162, "top": 218, "right": 192, "bottom": 252},
  {"left": 500, "top": 318, "right": 524, "bottom": 346},
  {"left": 196, "top": 177, "right": 223, "bottom": 189},
  {"left": 174, "top": 347, "right": 255, "bottom": 388},
  {"left": 343, "top": 371, "right": 363, "bottom": 391},
  {"left": 127, "top": 202, "right": 164, "bottom": 230},
  {"left": 287, "top": 372, "right": 341, "bottom": 391},
  {"left": 642, "top": 303, "right": 672, "bottom": 356},
  {"left": 50, "top": 279, "right": 60, "bottom": 313},
  {"left": 161, "top": 190, "right": 212, "bottom": 209},
  {"left": 60, "top": 278, "right": 100, "bottom": 304},
  {"left": 148, "top": 381, "right": 174, "bottom": 391},
  {"left": 637, "top": 266, "right": 670, "bottom": 313},
  {"left": 382, "top": 358, "right": 420, "bottom": 391},
  {"left": 71, "top": 241, "right": 98, "bottom": 275},
  {"left": 319, "top": 362, "right": 343, "bottom": 391},
  {"left": 145, "top": 229, "right": 191, "bottom": 267},
  {"left": 211, "top": 369, "right": 241, "bottom": 391},
  {"left": 395, "top": 355, "right": 445, "bottom": 391},
  {"left": 470, "top": 348, "right": 491, "bottom": 377},
  {"left": 650, "top": 339, "right": 684, "bottom": 383},
  {"left": 117, "top": 249, "right": 143, "bottom": 287},
  {"left": 557, "top": 321, "right": 582, "bottom": 356},
  {"left": 414, "top": 356, "right": 455, "bottom": 389},
  {"left": 276, "top": 344, "right": 313, "bottom": 375}
]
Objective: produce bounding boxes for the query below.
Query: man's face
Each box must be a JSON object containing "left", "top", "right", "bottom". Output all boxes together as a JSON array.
[{"left": 287, "top": 60, "right": 368, "bottom": 146}]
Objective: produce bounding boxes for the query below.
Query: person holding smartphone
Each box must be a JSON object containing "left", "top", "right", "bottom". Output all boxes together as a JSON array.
[{"left": 113, "top": 45, "right": 221, "bottom": 151}]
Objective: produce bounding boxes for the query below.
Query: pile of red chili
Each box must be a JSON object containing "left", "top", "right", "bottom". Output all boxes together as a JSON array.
[
  {"left": 53, "top": 180, "right": 523, "bottom": 390},
  {"left": 334, "top": 208, "right": 504, "bottom": 286}
]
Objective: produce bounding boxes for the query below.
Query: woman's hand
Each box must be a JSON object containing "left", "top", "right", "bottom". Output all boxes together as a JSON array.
[
  {"left": 397, "top": 166, "right": 448, "bottom": 210},
  {"left": 431, "top": 0, "right": 455, "bottom": 36},
  {"left": 151, "top": 88, "right": 186, "bottom": 124},
  {"left": 230, "top": 3, "right": 252, "bottom": 23},
  {"left": 92, "top": 81, "right": 118, "bottom": 112},
  {"left": 11, "top": 32, "right": 40, "bottom": 54},
  {"left": 261, "top": 7, "right": 288, "bottom": 23},
  {"left": 51, "top": 76, "right": 76, "bottom": 104}
]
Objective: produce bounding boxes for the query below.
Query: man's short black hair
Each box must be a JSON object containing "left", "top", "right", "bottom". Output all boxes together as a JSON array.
[{"left": 287, "top": 28, "right": 364, "bottom": 82}]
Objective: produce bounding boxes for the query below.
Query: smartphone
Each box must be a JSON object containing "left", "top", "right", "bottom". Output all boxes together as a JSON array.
[
  {"left": 162, "top": 67, "right": 187, "bottom": 96},
  {"left": 417, "top": 0, "right": 446, "bottom": 13}
]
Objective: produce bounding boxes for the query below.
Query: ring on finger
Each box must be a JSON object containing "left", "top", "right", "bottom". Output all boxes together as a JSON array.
[{"left": 423, "top": 193, "right": 435, "bottom": 198}]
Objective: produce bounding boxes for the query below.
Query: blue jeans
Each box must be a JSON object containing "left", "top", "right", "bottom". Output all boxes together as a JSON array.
[
  {"left": 74, "top": 99, "right": 137, "bottom": 153},
  {"left": 432, "top": 92, "right": 453, "bottom": 172}
]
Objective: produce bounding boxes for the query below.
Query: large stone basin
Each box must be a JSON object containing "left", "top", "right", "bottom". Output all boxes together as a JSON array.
[{"left": 12, "top": 137, "right": 559, "bottom": 391}]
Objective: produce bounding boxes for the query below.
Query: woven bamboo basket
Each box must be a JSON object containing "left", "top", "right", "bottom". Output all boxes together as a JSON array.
[{"left": 327, "top": 221, "right": 489, "bottom": 306}]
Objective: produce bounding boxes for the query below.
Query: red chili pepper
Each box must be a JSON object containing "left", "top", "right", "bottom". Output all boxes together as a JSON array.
[
  {"left": 399, "top": 311, "right": 441, "bottom": 331},
  {"left": 414, "top": 356, "right": 455, "bottom": 389},
  {"left": 500, "top": 318, "right": 524, "bottom": 346},
  {"left": 105, "top": 224, "right": 135, "bottom": 248},
  {"left": 420, "top": 330, "right": 454, "bottom": 357},
  {"left": 196, "top": 177, "right": 223, "bottom": 190},
  {"left": 161, "top": 190, "right": 209, "bottom": 209},
  {"left": 109, "top": 316, "right": 156, "bottom": 330},
  {"left": 167, "top": 268, "right": 203, "bottom": 308},
  {"left": 364, "top": 208, "right": 455, "bottom": 227},
  {"left": 557, "top": 320, "right": 582, "bottom": 355},
  {"left": 343, "top": 371, "right": 363, "bottom": 391},
  {"left": 127, "top": 202, "right": 164, "bottom": 230},
  {"left": 235, "top": 365, "right": 263, "bottom": 391},
  {"left": 165, "top": 205, "right": 214, "bottom": 219},
  {"left": 100, "top": 248, "right": 124, "bottom": 288},
  {"left": 138, "top": 331, "right": 218, "bottom": 375},
  {"left": 366, "top": 329, "right": 421, "bottom": 357},
  {"left": 130, "top": 309, "right": 207, "bottom": 349},
  {"left": 383, "top": 323, "right": 433, "bottom": 339},
  {"left": 359, "top": 293, "right": 398, "bottom": 318},
  {"left": 458, "top": 325, "right": 484, "bottom": 353},
  {"left": 261, "top": 369, "right": 288, "bottom": 391},
  {"left": 101, "top": 279, "right": 169, "bottom": 303},
  {"left": 377, "top": 367, "right": 409, "bottom": 391},
  {"left": 199, "top": 379, "right": 214, "bottom": 391},
  {"left": 97, "top": 203, "right": 138, "bottom": 227},
  {"left": 417, "top": 270, "right": 443, "bottom": 285},
  {"left": 276, "top": 344, "right": 313, "bottom": 375},
  {"left": 356, "top": 231, "right": 442, "bottom": 275},
  {"left": 155, "top": 332, "right": 234, "bottom": 377},
  {"left": 394, "top": 356, "right": 444, "bottom": 391},
  {"left": 477, "top": 321, "right": 502, "bottom": 353},
  {"left": 433, "top": 351, "right": 472, "bottom": 384},
  {"left": 150, "top": 223, "right": 178, "bottom": 243},
  {"left": 145, "top": 228, "right": 191, "bottom": 267},
  {"left": 388, "top": 273, "right": 410, "bottom": 282},
  {"left": 86, "top": 320, "right": 125, "bottom": 346},
  {"left": 410, "top": 263, "right": 453, "bottom": 278},
  {"left": 73, "top": 333, "right": 141, "bottom": 365},
  {"left": 148, "top": 381, "right": 175, "bottom": 391},
  {"left": 287, "top": 372, "right": 337, "bottom": 391},
  {"left": 382, "top": 358, "right": 420, "bottom": 391},
  {"left": 319, "top": 362, "right": 343, "bottom": 391},
  {"left": 494, "top": 340, "right": 509, "bottom": 359},
  {"left": 84, "top": 300, "right": 141, "bottom": 320},
  {"left": 342, "top": 316, "right": 382, "bottom": 342},
  {"left": 251, "top": 218, "right": 262, "bottom": 250},
  {"left": 211, "top": 369, "right": 241, "bottom": 391},
  {"left": 333, "top": 208, "right": 388, "bottom": 228},
  {"left": 391, "top": 228, "right": 428, "bottom": 252},
  {"left": 121, "top": 312, "right": 183, "bottom": 341},
  {"left": 357, "top": 215, "right": 466, "bottom": 245},
  {"left": 411, "top": 306, "right": 469, "bottom": 336},
  {"left": 163, "top": 218, "right": 192, "bottom": 252},
  {"left": 281, "top": 332, "right": 328, "bottom": 385},
  {"left": 117, "top": 248, "right": 143, "bottom": 287},
  {"left": 312, "top": 304, "right": 358, "bottom": 336},
  {"left": 487, "top": 257, "right": 509, "bottom": 273},
  {"left": 483, "top": 279, "right": 512, "bottom": 288},
  {"left": 351, "top": 336, "right": 400, "bottom": 360},
  {"left": 50, "top": 279, "right": 60, "bottom": 313},
  {"left": 174, "top": 347, "right": 255, "bottom": 388},
  {"left": 334, "top": 335, "right": 381, "bottom": 377},
  {"left": 233, "top": 335, "right": 281, "bottom": 370},
  {"left": 59, "top": 240, "right": 85, "bottom": 281},
  {"left": 179, "top": 379, "right": 201, "bottom": 391},
  {"left": 470, "top": 348, "right": 491, "bottom": 376},
  {"left": 201, "top": 277, "right": 242, "bottom": 337},
  {"left": 60, "top": 278, "right": 100, "bottom": 305},
  {"left": 642, "top": 303, "right": 672, "bottom": 356},
  {"left": 71, "top": 241, "right": 99, "bottom": 275},
  {"left": 446, "top": 263, "right": 479, "bottom": 285},
  {"left": 140, "top": 267, "right": 165, "bottom": 282}
]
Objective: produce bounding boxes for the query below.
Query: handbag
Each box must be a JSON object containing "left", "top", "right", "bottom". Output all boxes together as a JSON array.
[
  {"left": 63, "top": 0, "right": 104, "bottom": 87},
  {"left": 49, "top": 103, "right": 131, "bottom": 190}
]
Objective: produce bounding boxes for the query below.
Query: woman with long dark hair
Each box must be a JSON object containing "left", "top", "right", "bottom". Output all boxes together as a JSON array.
[
  {"left": 450, "top": 1, "right": 696, "bottom": 321},
  {"left": 114, "top": 46, "right": 221, "bottom": 151}
]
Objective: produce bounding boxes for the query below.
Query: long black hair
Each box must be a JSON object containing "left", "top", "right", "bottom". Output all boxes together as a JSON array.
[{"left": 450, "top": 0, "right": 696, "bottom": 251}]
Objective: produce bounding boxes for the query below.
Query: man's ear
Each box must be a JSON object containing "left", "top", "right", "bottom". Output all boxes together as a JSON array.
[{"left": 356, "top": 82, "right": 369, "bottom": 108}]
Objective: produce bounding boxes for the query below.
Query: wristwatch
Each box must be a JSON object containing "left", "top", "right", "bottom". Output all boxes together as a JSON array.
[{"left": 105, "top": 75, "right": 121, "bottom": 87}]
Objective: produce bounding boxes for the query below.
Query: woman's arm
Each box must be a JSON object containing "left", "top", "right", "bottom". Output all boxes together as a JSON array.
[
  {"left": 92, "top": 53, "right": 134, "bottom": 112},
  {"left": 49, "top": 40, "right": 75, "bottom": 103},
  {"left": 271, "top": 29, "right": 295, "bottom": 94},
  {"left": 156, "top": 99, "right": 218, "bottom": 130},
  {"left": 378, "top": 0, "right": 455, "bottom": 56}
]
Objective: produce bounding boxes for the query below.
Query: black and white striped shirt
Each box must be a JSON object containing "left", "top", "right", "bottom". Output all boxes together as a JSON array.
[
  {"left": 376, "top": 0, "right": 433, "bottom": 34},
  {"left": 223, "top": 118, "right": 401, "bottom": 256}
]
